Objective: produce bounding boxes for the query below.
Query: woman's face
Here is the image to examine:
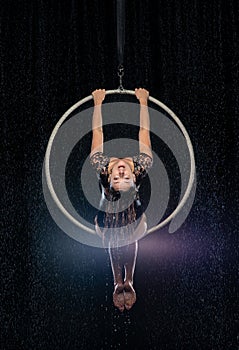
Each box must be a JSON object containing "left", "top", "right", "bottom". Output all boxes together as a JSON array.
[{"left": 110, "top": 160, "right": 136, "bottom": 191}]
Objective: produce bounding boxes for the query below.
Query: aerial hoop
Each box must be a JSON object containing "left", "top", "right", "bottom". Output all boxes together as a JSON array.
[{"left": 44, "top": 89, "right": 196, "bottom": 236}]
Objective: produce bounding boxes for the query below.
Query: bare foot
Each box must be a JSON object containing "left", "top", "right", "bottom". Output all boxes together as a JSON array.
[
  {"left": 124, "top": 280, "right": 136, "bottom": 310},
  {"left": 113, "top": 283, "right": 125, "bottom": 312}
]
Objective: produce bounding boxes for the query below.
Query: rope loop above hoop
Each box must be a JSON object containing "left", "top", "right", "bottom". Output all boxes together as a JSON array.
[{"left": 117, "top": 65, "right": 125, "bottom": 90}]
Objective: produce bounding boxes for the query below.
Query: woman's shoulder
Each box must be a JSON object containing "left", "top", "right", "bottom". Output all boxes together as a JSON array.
[
  {"left": 133, "top": 153, "right": 153, "bottom": 172},
  {"left": 90, "top": 152, "right": 110, "bottom": 173}
]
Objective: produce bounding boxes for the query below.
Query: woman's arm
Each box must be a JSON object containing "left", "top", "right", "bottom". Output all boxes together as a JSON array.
[
  {"left": 135, "top": 88, "right": 152, "bottom": 158},
  {"left": 90, "top": 89, "right": 106, "bottom": 156}
]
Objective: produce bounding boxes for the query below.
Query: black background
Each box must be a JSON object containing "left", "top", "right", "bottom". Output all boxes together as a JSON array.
[{"left": 1, "top": 0, "right": 238, "bottom": 349}]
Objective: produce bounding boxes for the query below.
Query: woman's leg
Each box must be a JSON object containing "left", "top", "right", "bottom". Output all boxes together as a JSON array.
[
  {"left": 108, "top": 246, "right": 125, "bottom": 312},
  {"left": 123, "top": 241, "right": 138, "bottom": 310},
  {"left": 108, "top": 241, "right": 138, "bottom": 311},
  {"left": 123, "top": 241, "right": 138, "bottom": 282}
]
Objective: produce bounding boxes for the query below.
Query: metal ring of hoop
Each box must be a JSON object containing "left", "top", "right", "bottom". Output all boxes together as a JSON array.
[{"left": 45, "top": 89, "right": 196, "bottom": 235}]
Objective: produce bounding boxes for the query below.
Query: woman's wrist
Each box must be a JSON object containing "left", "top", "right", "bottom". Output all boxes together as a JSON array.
[
  {"left": 94, "top": 101, "right": 102, "bottom": 106},
  {"left": 139, "top": 98, "right": 148, "bottom": 106}
]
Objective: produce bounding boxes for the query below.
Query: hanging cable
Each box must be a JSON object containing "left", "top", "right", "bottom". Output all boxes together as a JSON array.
[{"left": 116, "top": 0, "right": 125, "bottom": 90}]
